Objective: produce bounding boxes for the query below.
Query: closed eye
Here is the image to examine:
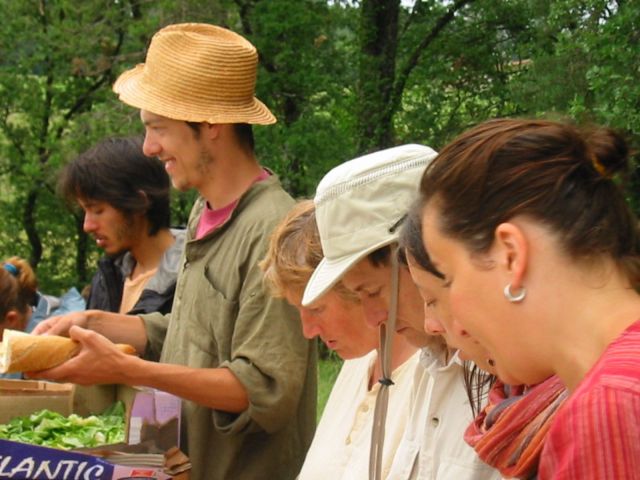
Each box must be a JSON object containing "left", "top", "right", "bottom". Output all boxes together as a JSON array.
[{"left": 366, "top": 288, "right": 381, "bottom": 299}]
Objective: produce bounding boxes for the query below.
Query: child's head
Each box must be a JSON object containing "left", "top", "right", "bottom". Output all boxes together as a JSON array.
[{"left": 0, "top": 257, "right": 38, "bottom": 335}]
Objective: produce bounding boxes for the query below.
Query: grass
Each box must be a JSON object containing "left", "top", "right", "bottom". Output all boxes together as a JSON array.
[{"left": 317, "top": 352, "right": 343, "bottom": 423}]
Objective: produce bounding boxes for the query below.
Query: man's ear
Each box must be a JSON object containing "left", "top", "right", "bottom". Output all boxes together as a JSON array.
[
  {"left": 201, "top": 122, "right": 221, "bottom": 141},
  {"left": 137, "top": 189, "right": 150, "bottom": 208},
  {"left": 494, "top": 222, "right": 528, "bottom": 290}
]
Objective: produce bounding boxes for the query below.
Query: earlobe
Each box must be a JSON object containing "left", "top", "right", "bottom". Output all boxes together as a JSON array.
[{"left": 494, "top": 222, "right": 528, "bottom": 289}]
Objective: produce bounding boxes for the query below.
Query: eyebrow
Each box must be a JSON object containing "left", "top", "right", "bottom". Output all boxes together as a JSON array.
[
  {"left": 142, "top": 118, "right": 163, "bottom": 127},
  {"left": 79, "top": 199, "right": 98, "bottom": 208},
  {"left": 141, "top": 112, "right": 166, "bottom": 126}
]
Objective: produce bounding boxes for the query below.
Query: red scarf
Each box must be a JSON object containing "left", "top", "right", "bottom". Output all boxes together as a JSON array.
[{"left": 465, "top": 375, "right": 568, "bottom": 479}]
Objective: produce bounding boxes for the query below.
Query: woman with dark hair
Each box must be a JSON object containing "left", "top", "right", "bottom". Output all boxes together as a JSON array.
[
  {"left": 399, "top": 205, "right": 496, "bottom": 413},
  {"left": 400, "top": 206, "right": 567, "bottom": 479},
  {"left": 419, "top": 118, "right": 640, "bottom": 478}
]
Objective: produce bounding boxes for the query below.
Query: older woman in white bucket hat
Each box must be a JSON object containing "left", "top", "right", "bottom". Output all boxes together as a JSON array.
[
  {"left": 303, "top": 144, "right": 502, "bottom": 480},
  {"left": 261, "top": 200, "right": 420, "bottom": 479},
  {"left": 33, "top": 23, "right": 316, "bottom": 480}
]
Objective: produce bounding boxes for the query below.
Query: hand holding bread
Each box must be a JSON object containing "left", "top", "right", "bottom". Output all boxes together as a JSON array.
[{"left": 0, "top": 329, "right": 136, "bottom": 374}]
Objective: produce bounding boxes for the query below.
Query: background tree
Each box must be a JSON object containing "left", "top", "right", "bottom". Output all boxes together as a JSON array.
[
  {"left": 0, "top": 0, "right": 637, "bottom": 294},
  {"left": 0, "top": 1, "right": 147, "bottom": 288},
  {"left": 0, "top": 0, "right": 224, "bottom": 290}
]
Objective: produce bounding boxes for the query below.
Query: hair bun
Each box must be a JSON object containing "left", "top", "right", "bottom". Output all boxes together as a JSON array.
[{"left": 585, "top": 127, "right": 629, "bottom": 177}]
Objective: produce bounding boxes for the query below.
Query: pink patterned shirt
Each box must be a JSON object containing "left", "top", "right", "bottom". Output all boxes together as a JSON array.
[{"left": 539, "top": 319, "right": 640, "bottom": 479}]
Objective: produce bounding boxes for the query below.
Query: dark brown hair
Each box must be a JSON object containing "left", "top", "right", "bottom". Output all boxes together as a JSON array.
[
  {"left": 419, "top": 118, "right": 640, "bottom": 288},
  {"left": 186, "top": 121, "right": 255, "bottom": 152},
  {"left": 58, "top": 136, "right": 171, "bottom": 236},
  {"left": 399, "top": 203, "right": 494, "bottom": 415},
  {"left": 398, "top": 202, "right": 444, "bottom": 279}
]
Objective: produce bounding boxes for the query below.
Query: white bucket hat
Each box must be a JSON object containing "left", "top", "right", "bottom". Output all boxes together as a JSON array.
[{"left": 302, "top": 143, "right": 437, "bottom": 306}]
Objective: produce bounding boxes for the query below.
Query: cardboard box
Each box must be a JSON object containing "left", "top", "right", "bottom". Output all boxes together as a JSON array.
[
  {"left": 126, "top": 387, "right": 181, "bottom": 452},
  {"left": 0, "top": 379, "right": 73, "bottom": 423},
  {"left": 0, "top": 380, "right": 124, "bottom": 423},
  {"left": 0, "top": 380, "right": 188, "bottom": 479},
  {"left": 74, "top": 384, "right": 120, "bottom": 417}
]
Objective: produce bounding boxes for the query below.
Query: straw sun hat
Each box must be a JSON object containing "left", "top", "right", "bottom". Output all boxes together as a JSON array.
[{"left": 113, "top": 23, "right": 276, "bottom": 125}]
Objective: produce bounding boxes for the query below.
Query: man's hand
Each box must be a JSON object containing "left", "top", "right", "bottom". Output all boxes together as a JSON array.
[
  {"left": 32, "top": 310, "right": 148, "bottom": 355},
  {"left": 27, "top": 326, "right": 136, "bottom": 385},
  {"left": 32, "top": 311, "right": 90, "bottom": 336}
]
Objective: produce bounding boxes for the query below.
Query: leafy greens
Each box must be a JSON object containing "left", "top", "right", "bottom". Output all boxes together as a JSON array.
[{"left": 0, "top": 401, "right": 126, "bottom": 449}]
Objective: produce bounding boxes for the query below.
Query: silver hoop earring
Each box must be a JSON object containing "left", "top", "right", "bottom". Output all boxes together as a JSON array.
[{"left": 504, "top": 283, "right": 526, "bottom": 303}]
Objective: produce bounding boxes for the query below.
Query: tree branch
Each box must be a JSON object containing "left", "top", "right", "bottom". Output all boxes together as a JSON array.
[
  {"left": 390, "top": 0, "right": 474, "bottom": 117},
  {"left": 234, "top": 0, "right": 255, "bottom": 36},
  {"left": 0, "top": 108, "right": 26, "bottom": 173},
  {"left": 234, "top": 0, "right": 277, "bottom": 74},
  {"left": 400, "top": 0, "right": 423, "bottom": 37},
  {"left": 55, "top": 28, "right": 126, "bottom": 140}
]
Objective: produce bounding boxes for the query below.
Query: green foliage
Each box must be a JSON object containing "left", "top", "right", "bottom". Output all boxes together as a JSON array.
[
  {"left": 247, "top": 0, "right": 360, "bottom": 196},
  {"left": 0, "top": 0, "right": 638, "bottom": 292},
  {"left": 0, "top": 0, "right": 153, "bottom": 290},
  {"left": 0, "top": 0, "right": 221, "bottom": 291},
  {"left": 394, "top": 0, "right": 528, "bottom": 148},
  {"left": 317, "top": 352, "right": 343, "bottom": 422}
]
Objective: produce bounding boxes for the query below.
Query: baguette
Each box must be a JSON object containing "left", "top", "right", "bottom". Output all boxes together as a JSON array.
[{"left": 0, "top": 329, "right": 137, "bottom": 373}]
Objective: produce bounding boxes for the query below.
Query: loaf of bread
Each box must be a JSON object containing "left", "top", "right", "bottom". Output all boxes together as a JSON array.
[{"left": 0, "top": 329, "right": 136, "bottom": 373}]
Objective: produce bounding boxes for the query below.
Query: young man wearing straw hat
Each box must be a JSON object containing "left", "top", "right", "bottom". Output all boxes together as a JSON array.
[
  {"left": 32, "top": 23, "right": 316, "bottom": 480},
  {"left": 302, "top": 144, "right": 501, "bottom": 479}
]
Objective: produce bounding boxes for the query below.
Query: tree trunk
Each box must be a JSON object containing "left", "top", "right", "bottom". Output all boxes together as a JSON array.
[
  {"left": 235, "top": 0, "right": 307, "bottom": 196},
  {"left": 74, "top": 213, "right": 89, "bottom": 285},
  {"left": 23, "top": 190, "right": 42, "bottom": 268},
  {"left": 357, "top": 0, "right": 400, "bottom": 153}
]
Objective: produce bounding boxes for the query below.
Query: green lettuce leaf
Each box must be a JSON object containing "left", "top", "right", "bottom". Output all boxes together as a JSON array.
[{"left": 0, "top": 401, "right": 126, "bottom": 449}]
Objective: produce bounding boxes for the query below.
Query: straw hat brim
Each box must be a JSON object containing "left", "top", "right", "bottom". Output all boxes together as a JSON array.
[{"left": 113, "top": 64, "right": 276, "bottom": 125}]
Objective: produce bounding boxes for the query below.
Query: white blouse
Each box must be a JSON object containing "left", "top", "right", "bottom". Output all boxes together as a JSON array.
[
  {"left": 298, "top": 349, "right": 421, "bottom": 480},
  {"left": 387, "top": 349, "right": 502, "bottom": 479}
]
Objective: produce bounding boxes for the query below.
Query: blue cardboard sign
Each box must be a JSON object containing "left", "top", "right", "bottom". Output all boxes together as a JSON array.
[{"left": 0, "top": 439, "right": 114, "bottom": 479}]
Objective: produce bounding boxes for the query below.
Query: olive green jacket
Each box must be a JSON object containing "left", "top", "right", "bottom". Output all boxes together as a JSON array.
[{"left": 142, "top": 175, "right": 317, "bottom": 480}]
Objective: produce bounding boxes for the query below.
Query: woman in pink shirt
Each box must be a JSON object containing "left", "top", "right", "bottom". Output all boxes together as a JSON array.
[{"left": 418, "top": 118, "right": 640, "bottom": 479}]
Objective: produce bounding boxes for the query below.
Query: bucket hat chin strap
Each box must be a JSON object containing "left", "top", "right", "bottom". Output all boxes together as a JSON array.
[{"left": 369, "top": 245, "right": 399, "bottom": 480}]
